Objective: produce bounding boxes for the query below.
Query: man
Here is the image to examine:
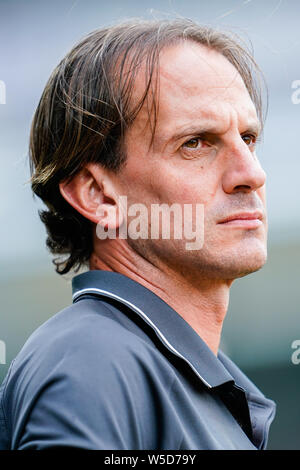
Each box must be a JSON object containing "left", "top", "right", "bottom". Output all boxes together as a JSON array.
[{"left": 0, "top": 18, "right": 276, "bottom": 450}]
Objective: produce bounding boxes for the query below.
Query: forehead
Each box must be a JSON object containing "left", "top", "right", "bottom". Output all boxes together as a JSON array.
[{"left": 128, "top": 41, "right": 259, "bottom": 143}]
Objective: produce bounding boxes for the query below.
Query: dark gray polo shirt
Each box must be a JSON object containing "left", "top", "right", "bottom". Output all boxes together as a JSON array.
[{"left": 0, "top": 270, "right": 276, "bottom": 450}]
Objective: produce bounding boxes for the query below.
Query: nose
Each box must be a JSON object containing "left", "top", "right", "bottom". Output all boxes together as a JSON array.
[{"left": 222, "top": 138, "right": 266, "bottom": 194}]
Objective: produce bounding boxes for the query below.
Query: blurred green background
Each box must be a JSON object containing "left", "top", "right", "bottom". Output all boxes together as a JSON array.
[{"left": 0, "top": 0, "right": 299, "bottom": 449}]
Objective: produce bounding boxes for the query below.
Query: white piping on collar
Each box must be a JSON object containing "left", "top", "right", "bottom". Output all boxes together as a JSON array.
[{"left": 73, "top": 287, "right": 211, "bottom": 389}]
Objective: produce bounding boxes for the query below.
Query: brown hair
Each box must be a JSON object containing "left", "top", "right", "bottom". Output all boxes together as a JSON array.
[{"left": 29, "top": 18, "right": 266, "bottom": 275}]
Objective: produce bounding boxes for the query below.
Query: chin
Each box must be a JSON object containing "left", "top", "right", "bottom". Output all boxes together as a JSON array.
[
  {"left": 219, "top": 241, "right": 268, "bottom": 279},
  {"left": 188, "top": 236, "right": 268, "bottom": 281},
  {"left": 232, "top": 257, "right": 266, "bottom": 279}
]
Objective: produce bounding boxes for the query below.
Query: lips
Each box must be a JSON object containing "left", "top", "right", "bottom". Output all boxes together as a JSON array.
[{"left": 218, "top": 211, "right": 263, "bottom": 224}]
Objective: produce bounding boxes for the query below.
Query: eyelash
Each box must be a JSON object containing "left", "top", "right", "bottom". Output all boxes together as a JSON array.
[
  {"left": 182, "top": 133, "right": 260, "bottom": 151},
  {"left": 182, "top": 138, "right": 205, "bottom": 149},
  {"left": 241, "top": 134, "right": 260, "bottom": 147}
]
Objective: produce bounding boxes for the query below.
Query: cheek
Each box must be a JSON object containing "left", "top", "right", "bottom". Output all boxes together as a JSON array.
[
  {"left": 149, "top": 163, "right": 218, "bottom": 206},
  {"left": 120, "top": 154, "right": 218, "bottom": 209}
]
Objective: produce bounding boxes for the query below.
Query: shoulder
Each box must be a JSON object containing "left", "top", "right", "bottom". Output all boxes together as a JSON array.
[
  {"left": 1, "top": 298, "right": 175, "bottom": 448},
  {"left": 12, "top": 297, "right": 168, "bottom": 384}
]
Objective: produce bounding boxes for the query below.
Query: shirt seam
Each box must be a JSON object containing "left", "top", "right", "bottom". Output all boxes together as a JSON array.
[
  {"left": 248, "top": 402, "right": 268, "bottom": 409},
  {"left": 0, "top": 358, "right": 16, "bottom": 434},
  {"left": 258, "top": 403, "right": 277, "bottom": 450},
  {"left": 167, "top": 376, "right": 185, "bottom": 450}
]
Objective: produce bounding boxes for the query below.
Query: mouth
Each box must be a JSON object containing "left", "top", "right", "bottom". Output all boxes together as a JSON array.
[{"left": 218, "top": 211, "right": 263, "bottom": 229}]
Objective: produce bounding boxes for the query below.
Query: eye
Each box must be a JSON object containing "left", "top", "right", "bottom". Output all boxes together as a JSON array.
[
  {"left": 242, "top": 134, "right": 257, "bottom": 146},
  {"left": 182, "top": 138, "right": 203, "bottom": 149},
  {"left": 180, "top": 136, "right": 214, "bottom": 159}
]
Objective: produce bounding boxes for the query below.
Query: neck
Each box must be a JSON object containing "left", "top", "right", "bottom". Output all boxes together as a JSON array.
[{"left": 89, "top": 238, "right": 232, "bottom": 355}]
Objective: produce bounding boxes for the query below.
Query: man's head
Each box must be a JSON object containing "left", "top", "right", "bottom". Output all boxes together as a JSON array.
[{"left": 30, "top": 18, "right": 267, "bottom": 280}]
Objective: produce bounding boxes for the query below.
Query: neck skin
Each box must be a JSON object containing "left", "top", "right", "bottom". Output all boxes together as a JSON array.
[{"left": 89, "top": 236, "right": 233, "bottom": 355}]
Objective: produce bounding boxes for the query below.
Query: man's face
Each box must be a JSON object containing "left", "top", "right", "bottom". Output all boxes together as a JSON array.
[{"left": 115, "top": 41, "right": 267, "bottom": 281}]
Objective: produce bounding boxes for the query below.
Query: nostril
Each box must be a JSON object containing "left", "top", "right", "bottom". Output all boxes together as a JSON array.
[{"left": 233, "top": 185, "right": 252, "bottom": 192}]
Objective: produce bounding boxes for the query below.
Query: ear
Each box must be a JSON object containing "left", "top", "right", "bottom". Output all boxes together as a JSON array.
[{"left": 59, "top": 163, "right": 124, "bottom": 230}]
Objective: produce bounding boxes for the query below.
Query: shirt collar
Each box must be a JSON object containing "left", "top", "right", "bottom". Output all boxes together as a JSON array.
[{"left": 72, "top": 269, "right": 236, "bottom": 389}]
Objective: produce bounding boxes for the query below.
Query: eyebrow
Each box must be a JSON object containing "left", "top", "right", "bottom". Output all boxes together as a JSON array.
[
  {"left": 241, "top": 120, "right": 262, "bottom": 136},
  {"left": 151, "top": 118, "right": 262, "bottom": 153},
  {"left": 170, "top": 120, "right": 262, "bottom": 142}
]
